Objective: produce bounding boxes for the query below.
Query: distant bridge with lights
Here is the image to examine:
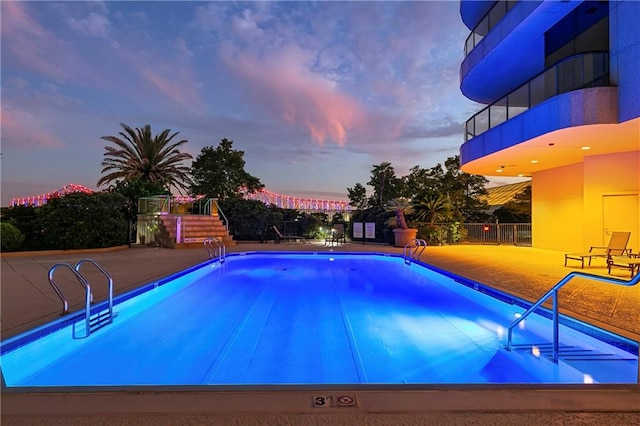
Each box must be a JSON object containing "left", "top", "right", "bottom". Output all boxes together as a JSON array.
[
  {"left": 244, "top": 189, "right": 350, "bottom": 216},
  {"left": 9, "top": 184, "right": 351, "bottom": 216}
]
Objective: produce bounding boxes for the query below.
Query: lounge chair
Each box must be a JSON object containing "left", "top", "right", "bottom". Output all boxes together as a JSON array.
[
  {"left": 325, "top": 224, "right": 347, "bottom": 246},
  {"left": 607, "top": 253, "right": 640, "bottom": 278},
  {"left": 273, "top": 225, "right": 309, "bottom": 244},
  {"left": 564, "top": 231, "right": 631, "bottom": 268}
]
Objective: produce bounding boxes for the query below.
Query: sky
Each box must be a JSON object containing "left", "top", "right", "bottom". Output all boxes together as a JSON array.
[{"left": 1, "top": 0, "right": 520, "bottom": 206}]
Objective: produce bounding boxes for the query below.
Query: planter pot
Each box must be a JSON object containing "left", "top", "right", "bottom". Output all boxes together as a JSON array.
[{"left": 392, "top": 228, "right": 418, "bottom": 247}]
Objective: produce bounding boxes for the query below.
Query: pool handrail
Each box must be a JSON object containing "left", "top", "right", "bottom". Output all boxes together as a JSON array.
[
  {"left": 204, "top": 237, "right": 225, "bottom": 263},
  {"left": 75, "top": 259, "right": 114, "bottom": 329},
  {"left": 48, "top": 263, "right": 92, "bottom": 337},
  {"left": 403, "top": 239, "right": 427, "bottom": 264},
  {"left": 506, "top": 269, "right": 640, "bottom": 362}
]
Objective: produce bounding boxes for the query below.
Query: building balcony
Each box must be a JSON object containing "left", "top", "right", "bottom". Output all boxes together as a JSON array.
[
  {"left": 461, "top": 0, "right": 583, "bottom": 104},
  {"left": 464, "top": 52, "right": 610, "bottom": 142}
]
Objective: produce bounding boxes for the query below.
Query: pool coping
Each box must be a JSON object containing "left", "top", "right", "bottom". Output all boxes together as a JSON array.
[{"left": 2, "top": 385, "right": 640, "bottom": 417}]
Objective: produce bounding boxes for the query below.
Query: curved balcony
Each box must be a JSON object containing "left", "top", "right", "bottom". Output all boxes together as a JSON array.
[
  {"left": 464, "top": 52, "right": 610, "bottom": 142},
  {"left": 464, "top": 1, "right": 517, "bottom": 57}
]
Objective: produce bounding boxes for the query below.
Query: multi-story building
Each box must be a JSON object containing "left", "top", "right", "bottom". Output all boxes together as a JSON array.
[{"left": 459, "top": 0, "right": 639, "bottom": 252}]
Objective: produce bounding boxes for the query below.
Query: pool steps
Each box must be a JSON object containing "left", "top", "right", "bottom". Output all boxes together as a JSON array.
[
  {"left": 506, "top": 267, "right": 640, "bottom": 365},
  {"left": 48, "top": 259, "right": 114, "bottom": 338}
]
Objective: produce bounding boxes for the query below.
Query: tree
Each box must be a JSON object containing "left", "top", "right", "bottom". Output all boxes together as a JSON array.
[
  {"left": 493, "top": 185, "right": 531, "bottom": 223},
  {"left": 384, "top": 197, "right": 413, "bottom": 229},
  {"left": 413, "top": 192, "right": 452, "bottom": 225},
  {"left": 190, "top": 139, "right": 264, "bottom": 201},
  {"left": 97, "top": 123, "right": 193, "bottom": 193},
  {"left": 367, "top": 162, "right": 403, "bottom": 206},
  {"left": 347, "top": 183, "right": 368, "bottom": 211}
]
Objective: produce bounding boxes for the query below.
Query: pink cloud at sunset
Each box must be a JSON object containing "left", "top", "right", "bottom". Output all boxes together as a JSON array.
[
  {"left": 222, "top": 47, "right": 364, "bottom": 146},
  {"left": 1, "top": 107, "right": 64, "bottom": 150}
]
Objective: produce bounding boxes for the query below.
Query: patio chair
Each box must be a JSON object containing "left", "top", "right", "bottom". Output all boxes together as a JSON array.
[
  {"left": 273, "top": 225, "right": 309, "bottom": 244},
  {"left": 607, "top": 253, "right": 640, "bottom": 278},
  {"left": 564, "top": 231, "right": 631, "bottom": 268},
  {"left": 325, "top": 224, "right": 347, "bottom": 246}
]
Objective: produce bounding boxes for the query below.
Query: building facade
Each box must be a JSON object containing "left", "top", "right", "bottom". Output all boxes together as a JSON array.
[{"left": 459, "top": 0, "right": 640, "bottom": 252}]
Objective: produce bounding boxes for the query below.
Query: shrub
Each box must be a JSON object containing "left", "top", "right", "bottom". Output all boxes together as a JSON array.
[{"left": 1, "top": 222, "right": 25, "bottom": 252}]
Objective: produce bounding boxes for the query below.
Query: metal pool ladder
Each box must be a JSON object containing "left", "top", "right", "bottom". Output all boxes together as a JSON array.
[
  {"left": 204, "top": 237, "right": 226, "bottom": 262},
  {"left": 403, "top": 239, "right": 427, "bottom": 265},
  {"left": 48, "top": 259, "right": 114, "bottom": 338},
  {"left": 506, "top": 270, "right": 640, "bottom": 363}
]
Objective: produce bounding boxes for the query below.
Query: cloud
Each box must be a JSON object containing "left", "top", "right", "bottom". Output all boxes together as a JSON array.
[
  {"left": 0, "top": 1, "right": 68, "bottom": 80},
  {"left": 67, "top": 12, "right": 111, "bottom": 38},
  {"left": 0, "top": 106, "right": 64, "bottom": 149},
  {"left": 221, "top": 45, "right": 365, "bottom": 145}
]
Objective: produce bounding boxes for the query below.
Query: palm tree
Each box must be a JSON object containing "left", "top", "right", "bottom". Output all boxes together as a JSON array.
[
  {"left": 385, "top": 197, "right": 414, "bottom": 229},
  {"left": 97, "top": 123, "right": 193, "bottom": 193},
  {"left": 413, "top": 193, "right": 451, "bottom": 225}
]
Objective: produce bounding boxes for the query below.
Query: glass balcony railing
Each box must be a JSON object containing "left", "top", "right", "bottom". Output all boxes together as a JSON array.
[
  {"left": 464, "top": 1, "right": 518, "bottom": 57},
  {"left": 464, "top": 52, "right": 610, "bottom": 142}
]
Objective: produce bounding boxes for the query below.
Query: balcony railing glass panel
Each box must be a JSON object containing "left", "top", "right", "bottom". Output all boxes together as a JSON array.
[
  {"left": 464, "top": 52, "right": 609, "bottom": 141},
  {"left": 464, "top": 1, "right": 518, "bottom": 56}
]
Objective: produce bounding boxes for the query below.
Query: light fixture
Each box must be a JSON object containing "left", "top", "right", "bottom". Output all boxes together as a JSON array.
[
  {"left": 496, "top": 169, "right": 503, "bottom": 173},
  {"left": 581, "top": 146, "right": 591, "bottom": 150},
  {"left": 530, "top": 160, "right": 538, "bottom": 164}
]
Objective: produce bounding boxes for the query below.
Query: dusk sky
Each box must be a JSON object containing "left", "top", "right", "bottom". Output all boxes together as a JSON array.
[{"left": 1, "top": 1, "right": 520, "bottom": 206}]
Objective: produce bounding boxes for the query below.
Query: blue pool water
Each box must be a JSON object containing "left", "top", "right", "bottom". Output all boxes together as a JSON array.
[{"left": 1, "top": 252, "right": 637, "bottom": 387}]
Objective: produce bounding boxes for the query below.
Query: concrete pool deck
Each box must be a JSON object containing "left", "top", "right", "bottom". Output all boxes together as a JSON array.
[{"left": 2, "top": 242, "right": 639, "bottom": 424}]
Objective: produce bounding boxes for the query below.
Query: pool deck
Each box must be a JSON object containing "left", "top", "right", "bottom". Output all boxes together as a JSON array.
[{"left": 2, "top": 242, "right": 639, "bottom": 424}]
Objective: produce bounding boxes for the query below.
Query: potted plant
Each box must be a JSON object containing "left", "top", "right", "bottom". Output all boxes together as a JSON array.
[{"left": 386, "top": 197, "right": 418, "bottom": 247}]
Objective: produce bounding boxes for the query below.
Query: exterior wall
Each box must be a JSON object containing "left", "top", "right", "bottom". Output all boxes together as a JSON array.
[
  {"left": 610, "top": 1, "right": 640, "bottom": 122},
  {"left": 583, "top": 151, "right": 640, "bottom": 252},
  {"left": 532, "top": 163, "right": 584, "bottom": 251},
  {"left": 532, "top": 152, "right": 639, "bottom": 252}
]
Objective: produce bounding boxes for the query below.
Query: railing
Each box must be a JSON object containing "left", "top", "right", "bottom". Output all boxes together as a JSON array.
[
  {"left": 204, "top": 198, "right": 229, "bottom": 233},
  {"left": 403, "top": 239, "right": 427, "bottom": 265},
  {"left": 48, "top": 259, "right": 115, "bottom": 338},
  {"left": 464, "top": 0, "right": 518, "bottom": 56},
  {"left": 204, "top": 237, "right": 226, "bottom": 263},
  {"left": 464, "top": 223, "right": 531, "bottom": 246},
  {"left": 506, "top": 270, "right": 640, "bottom": 363},
  {"left": 75, "top": 259, "right": 114, "bottom": 325},
  {"left": 464, "top": 51, "right": 609, "bottom": 142}
]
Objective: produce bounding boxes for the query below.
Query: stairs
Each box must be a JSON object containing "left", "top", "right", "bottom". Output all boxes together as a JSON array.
[{"left": 154, "top": 214, "right": 236, "bottom": 248}]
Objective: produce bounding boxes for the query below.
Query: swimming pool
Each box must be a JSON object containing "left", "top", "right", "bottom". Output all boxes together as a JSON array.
[{"left": 1, "top": 252, "right": 637, "bottom": 387}]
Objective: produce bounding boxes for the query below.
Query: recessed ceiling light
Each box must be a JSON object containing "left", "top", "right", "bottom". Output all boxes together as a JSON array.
[
  {"left": 531, "top": 160, "right": 538, "bottom": 164},
  {"left": 581, "top": 146, "right": 591, "bottom": 150},
  {"left": 496, "top": 169, "right": 503, "bottom": 173},
  {"left": 517, "top": 174, "right": 524, "bottom": 177}
]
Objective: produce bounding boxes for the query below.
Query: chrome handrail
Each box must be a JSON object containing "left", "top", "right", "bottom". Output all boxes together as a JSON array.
[
  {"left": 48, "top": 263, "right": 92, "bottom": 337},
  {"left": 204, "top": 237, "right": 226, "bottom": 263},
  {"left": 403, "top": 239, "right": 427, "bottom": 265},
  {"left": 48, "top": 259, "right": 115, "bottom": 338},
  {"left": 75, "top": 259, "right": 114, "bottom": 324},
  {"left": 204, "top": 198, "right": 229, "bottom": 233},
  {"left": 506, "top": 270, "right": 640, "bottom": 362}
]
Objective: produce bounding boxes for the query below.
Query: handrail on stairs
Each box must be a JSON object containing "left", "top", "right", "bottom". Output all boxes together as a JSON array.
[
  {"left": 506, "top": 269, "right": 640, "bottom": 362},
  {"left": 204, "top": 198, "right": 229, "bottom": 232}
]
